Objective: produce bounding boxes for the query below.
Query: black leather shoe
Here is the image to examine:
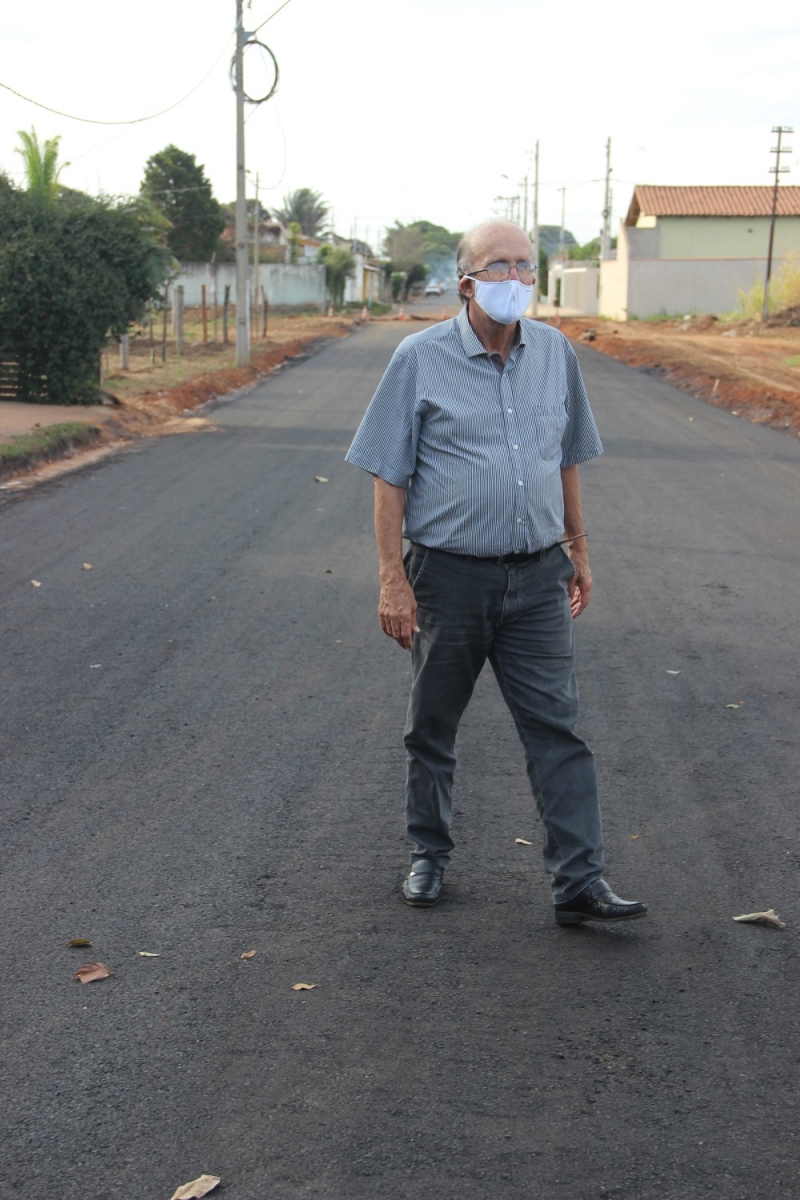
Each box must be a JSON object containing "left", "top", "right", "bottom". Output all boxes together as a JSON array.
[
  {"left": 402, "top": 858, "right": 445, "bottom": 907},
  {"left": 554, "top": 878, "right": 647, "bottom": 925}
]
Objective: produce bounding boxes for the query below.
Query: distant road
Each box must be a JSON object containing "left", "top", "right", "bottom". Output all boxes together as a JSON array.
[{"left": 1, "top": 321, "right": 799, "bottom": 1199}]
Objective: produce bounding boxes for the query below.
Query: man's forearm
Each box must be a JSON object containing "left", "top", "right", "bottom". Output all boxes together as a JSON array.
[
  {"left": 560, "top": 465, "right": 586, "bottom": 542},
  {"left": 374, "top": 476, "right": 407, "bottom": 581}
]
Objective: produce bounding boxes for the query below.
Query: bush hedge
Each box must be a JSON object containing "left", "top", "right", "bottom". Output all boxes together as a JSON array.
[{"left": 0, "top": 177, "right": 168, "bottom": 404}]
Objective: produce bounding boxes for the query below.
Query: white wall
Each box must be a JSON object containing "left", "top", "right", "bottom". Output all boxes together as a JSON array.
[
  {"left": 171, "top": 262, "right": 325, "bottom": 309},
  {"left": 561, "top": 267, "right": 599, "bottom": 315},
  {"left": 625, "top": 258, "right": 768, "bottom": 319},
  {"left": 343, "top": 255, "right": 383, "bottom": 304}
]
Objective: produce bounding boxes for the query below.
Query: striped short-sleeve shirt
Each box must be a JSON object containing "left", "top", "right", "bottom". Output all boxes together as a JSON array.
[{"left": 345, "top": 304, "right": 603, "bottom": 556}]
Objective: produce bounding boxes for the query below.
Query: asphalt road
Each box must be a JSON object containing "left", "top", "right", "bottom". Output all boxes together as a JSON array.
[{"left": 2, "top": 319, "right": 799, "bottom": 1200}]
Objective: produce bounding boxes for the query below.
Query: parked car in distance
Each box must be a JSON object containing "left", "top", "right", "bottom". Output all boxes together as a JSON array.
[{"left": 424, "top": 281, "right": 443, "bottom": 296}]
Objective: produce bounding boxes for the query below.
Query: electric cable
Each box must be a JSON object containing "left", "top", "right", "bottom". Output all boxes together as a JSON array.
[
  {"left": 0, "top": 34, "right": 233, "bottom": 126},
  {"left": 252, "top": 0, "right": 295, "bottom": 35}
]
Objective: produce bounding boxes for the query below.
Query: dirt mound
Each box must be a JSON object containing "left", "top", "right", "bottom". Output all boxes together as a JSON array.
[{"left": 554, "top": 316, "right": 800, "bottom": 440}]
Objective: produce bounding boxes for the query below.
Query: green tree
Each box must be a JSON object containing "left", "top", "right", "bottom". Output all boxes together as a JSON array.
[
  {"left": 275, "top": 188, "right": 328, "bottom": 237},
  {"left": 384, "top": 220, "right": 461, "bottom": 278},
  {"left": 404, "top": 262, "right": 428, "bottom": 299},
  {"left": 567, "top": 237, "right": 601, "bottom": 262},
  {"left": 0, "top": 177, "right": 167, "bottom": 403},
  {"left": 140, "top": 145, "right": 224, "bottom": 262},
  {"left": 317, "top": 244, "right": 354, "bottom": 309},
  {"left": 288, "top": 221, "right": 301, "bottom": 264},
  {"left": 15, "top": 128, "right": 68, "bottom": 202},
  {"left": 390, "top": 271, "right": 405, "bottom": 302},
  {"left": 538, "top": 246, "right": 548, "bottom": 286}
]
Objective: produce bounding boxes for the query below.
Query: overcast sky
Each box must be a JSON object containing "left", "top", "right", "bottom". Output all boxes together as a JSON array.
[{"left": 1, "top": 0, "right": 799, "bottom": 248}]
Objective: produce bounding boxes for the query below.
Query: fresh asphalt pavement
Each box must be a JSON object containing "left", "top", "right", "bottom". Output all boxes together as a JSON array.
[{"left": 1, "top": 318, "right": 799, "bottom": 1200}]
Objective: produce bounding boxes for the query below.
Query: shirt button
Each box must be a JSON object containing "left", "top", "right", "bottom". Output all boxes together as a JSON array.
[
  {"left": 507, "top": 408, "right": 513, "bottom": 413},
  {"left": 518, "top": 480, "right": 523, "bottom": 486},
  {"left": 513, "top": 444, "right": 518, "bottom": 449},
  {"left": 516, "top": 518, "right": 522, "bottom": 523}
]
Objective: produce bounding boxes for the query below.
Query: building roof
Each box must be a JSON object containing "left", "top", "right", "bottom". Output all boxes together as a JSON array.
[{"left": 625, "top": 185, "right": 800, "bottom": 224}]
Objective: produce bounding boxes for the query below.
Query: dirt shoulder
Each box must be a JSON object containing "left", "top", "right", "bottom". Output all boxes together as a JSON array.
[
  {"left": 0, "top": 312, "right": 358, "bottom": 489},
  {"left": 551, "top": 311, "right": 800, "bottom": 439}
]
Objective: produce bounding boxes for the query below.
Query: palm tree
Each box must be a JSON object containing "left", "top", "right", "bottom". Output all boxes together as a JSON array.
[
  {"left": 274, "top": 188, "right": 328, "bottom": 238},
  {"left": 16, "top": 128, "right": 68, "bottom": 201}
]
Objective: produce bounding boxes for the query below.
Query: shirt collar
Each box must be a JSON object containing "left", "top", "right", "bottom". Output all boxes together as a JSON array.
[{"left": 456, "top": 302, "right": 527, "bottom": 358}]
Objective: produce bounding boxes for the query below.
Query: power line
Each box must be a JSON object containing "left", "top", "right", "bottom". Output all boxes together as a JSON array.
[
  {"left": 0, "top": 36, "right": 233, "bottom": 126},
  {"left": 252, "top": 0, "right": 295, "bottom": 35}
]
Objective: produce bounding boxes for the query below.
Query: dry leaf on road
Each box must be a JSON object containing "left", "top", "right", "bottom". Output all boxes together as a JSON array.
[
  {"left": 240, "top": 950, "right": 256, "bottom": 960},
  {"left": 514, "top": 838, "right": 533, "bottom": 845},
  {"left": 67, "top": 938, "right": 92, "bottom": 948},
  {"left": 666, "top": 669, "right": 680, "bottom": 675},
  {"left": 31, "top": 580, "right": 41, "bottom": 587},
  {"left": 314, "top": 476, "right": 329, "bottom": 483},
  {"left": 75, "top": 962, "right": 112, "bottom": 983},
  {"left": 170, "top": 1174, "right": 221, "bottom": 1200},
  {"left": 725, "top": 703, "right": 741, "bottom": 709},
  {"left": 291, "top": 982, "right": 316, "bottom": 991},
  {"left": 138, "top": 951, "right": 160, "bottom": 957},
  {"left": 82, "top": 563, "right": 92, "bottom": 570},
  {"left": 733, "top": 909, "right": 786, "bottom": 929}
]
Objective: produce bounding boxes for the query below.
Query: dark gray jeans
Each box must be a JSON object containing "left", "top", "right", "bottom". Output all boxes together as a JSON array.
[{"left": 403, "top": 542, "right": 604, "bottom": 904}]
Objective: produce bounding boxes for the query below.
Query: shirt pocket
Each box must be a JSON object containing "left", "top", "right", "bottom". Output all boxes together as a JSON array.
[{"left": 530, "top": 394, "right": 568, "bottom": 461}]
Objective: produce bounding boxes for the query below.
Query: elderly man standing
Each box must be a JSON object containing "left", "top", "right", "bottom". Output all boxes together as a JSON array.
[{"left": 346, "top": 220, "right": 647, "bottom": 926}]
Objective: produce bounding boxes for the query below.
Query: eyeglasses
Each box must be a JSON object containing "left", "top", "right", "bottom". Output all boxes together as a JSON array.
[{"left": 469, "top": 260, "right": 537, "bottom": 284}]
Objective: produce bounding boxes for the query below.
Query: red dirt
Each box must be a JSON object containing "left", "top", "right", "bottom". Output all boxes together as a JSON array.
[{"left": 552, "top": 316, "right": 800, "bottom": 440}]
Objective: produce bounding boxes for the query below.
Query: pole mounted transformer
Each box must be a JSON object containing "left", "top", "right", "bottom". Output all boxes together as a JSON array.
[{"left": 232, "top": 1, "right": 279, "bottom": 367}]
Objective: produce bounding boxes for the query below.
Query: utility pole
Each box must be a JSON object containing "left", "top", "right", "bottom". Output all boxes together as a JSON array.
[
  {"left": 234, "top": 0, "right": 249, "bottom": 366},
  {"left": 252, "top": 171, "right": 260, "bottom": 342},
  {"left": 532, "top": 140, "right": 540, "bottom": 315},
  {"left": 558, "top": 186, "right": 566, "bottom": 257},
  {"left": 601, "top": 136, "right": 612, "bottom": 261},
  {"left": 523, "top": 172, "right": 529, "bottom": 235},
  {"left": 763, "top": 125, "right": 793, "bottom": 321}
]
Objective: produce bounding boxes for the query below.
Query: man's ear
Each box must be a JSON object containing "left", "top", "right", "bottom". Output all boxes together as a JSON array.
[{"left": 458, "top": 276, "right": 473, "bottom": 302}]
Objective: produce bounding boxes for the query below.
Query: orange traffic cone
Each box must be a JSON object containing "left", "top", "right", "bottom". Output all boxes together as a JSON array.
[
  {"left": 361, "top": 306, "right": 368, "bottom": 320},
  {"left": 398, "top": 306, "right": 405, "bottom": 321},
  {"left": 327, "top": 306, "right": 333, "bottom": 317},
  {"left": 441, "top": 308, "right": 447, "bottom": 321}
]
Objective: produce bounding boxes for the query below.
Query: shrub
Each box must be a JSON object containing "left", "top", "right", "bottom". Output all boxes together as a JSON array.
[
  {"left": 0, "top": 177, "right": 167, "bottom": 403},
  {"left": 737, "top": 252, "right": 800, "bottom": 319}
]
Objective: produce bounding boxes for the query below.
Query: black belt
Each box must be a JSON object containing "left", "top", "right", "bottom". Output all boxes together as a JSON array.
[
  {"left": 419, "top": 543, "right": 559, "bottom": 567},
  {"left": 485, "top": 544, "right": 559, "bottom": 566}
]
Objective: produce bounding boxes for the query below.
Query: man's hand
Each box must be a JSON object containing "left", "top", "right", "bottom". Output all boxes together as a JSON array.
[
  {"left": 567, "top": 546, "right": 593, "bottom": 618},
  {"left": 378, "top": 575, "right": 420, "bottom": 650}
]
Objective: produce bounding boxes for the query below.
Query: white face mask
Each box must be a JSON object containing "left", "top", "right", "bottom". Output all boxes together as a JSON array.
[{"left": 467, "top": 277, "right": 533, "bottom": 325}]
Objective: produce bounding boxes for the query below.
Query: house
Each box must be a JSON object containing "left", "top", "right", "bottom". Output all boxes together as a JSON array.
[
  {"left": 600, "top": 185, "right": 800, "bottom": 320},
  {"left": 344, "top": 251, "right": 382, "bottom": 305}
]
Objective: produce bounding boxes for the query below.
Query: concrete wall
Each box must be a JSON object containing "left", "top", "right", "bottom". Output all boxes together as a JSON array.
[
  {"left": 171, "top": 262, "right": 325, "bottom": 309},
  {"left": 561, "top": 266, "right": 599, "bottom": 315},
  {"left": 625, "top": 258, "right": 769, "bottom": 319},
  {"left": 598, "top": 259, "right": 627, "bottom": 320}
]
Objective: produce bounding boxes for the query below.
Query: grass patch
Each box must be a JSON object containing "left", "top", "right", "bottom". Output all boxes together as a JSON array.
[
  {"left": 0, "top": 421, "right": 102, "bottom": 480},
  {"left": 784, "top": 355, "right": 800, "bottom": 367}
]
